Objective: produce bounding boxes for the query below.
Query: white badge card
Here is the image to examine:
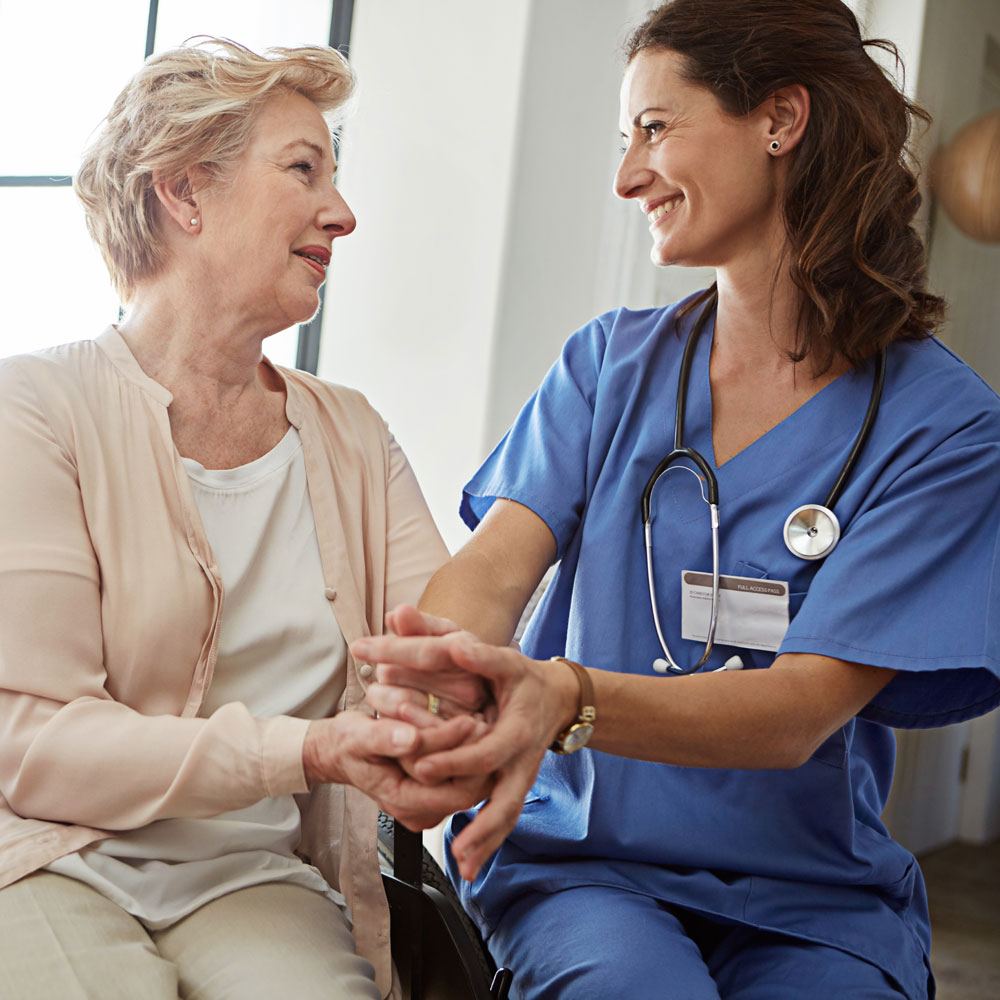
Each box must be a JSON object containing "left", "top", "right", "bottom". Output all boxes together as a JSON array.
[{"left": 680, "top": 572, "right": 790, "bottom": 652}]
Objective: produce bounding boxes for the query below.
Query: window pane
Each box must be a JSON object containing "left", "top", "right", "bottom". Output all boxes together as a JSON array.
[
  {"left": 0, "top": 184, "right": 302, "bottom": 365},
  {"left": 155, "top": 0, "right": 331, "bottom": 53},
  {"left": 0, "top": 187, "right": 119, "bottom": 359},
  {"left": 0, "top": 0, "right": 331, "bottom": 365},
  {"left": 264, "top": 326, "right": 300, "bottom": 369},
  {"left": 0, "top": 1, "right": 150, "bottom": 174}
]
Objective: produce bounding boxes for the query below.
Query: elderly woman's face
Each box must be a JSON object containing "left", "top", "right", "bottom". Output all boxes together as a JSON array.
[{"left": 192, "top": 90, "right": 355, "bottom": 332}]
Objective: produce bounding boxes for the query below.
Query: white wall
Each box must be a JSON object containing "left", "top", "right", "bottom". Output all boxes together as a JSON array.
[
  {"left": 321, "top": 0, "right": 666, "bottom": 551},
  {"left": 959, "top": 713, "right": 1000, "bottom": 842},
  {"left": 873, "top": 0, "right": 1000, "bottom": 851},
  {"left": 918, "top": 0, "right": 1000, "bottom": 390},
  {"left": 481, "top": 0, "right": 643, "bottom": 449},
  {"left": 319, "top": 0, "right": 533, "bottom": 550},
  {"left": 856, "top": 0, "right": 929, "bottom": 97},
  {"left": 918, "top": 0, "right": 1000, "bottom": 846}
]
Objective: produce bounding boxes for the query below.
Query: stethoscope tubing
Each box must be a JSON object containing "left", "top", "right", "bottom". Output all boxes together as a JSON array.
[
  {"left": 641, "top": 294, "right": 721, "bottom": 674},
  {"left": 644, "top": 500, "right": 720, "bottom": 674},
  {"left": 641, "top": 291, "right": 885, "bottom": 673},
  {"left": 819, "top": 349, "right": 886, "bottom": 511}
]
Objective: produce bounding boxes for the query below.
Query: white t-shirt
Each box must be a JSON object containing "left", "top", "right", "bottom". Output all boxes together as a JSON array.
[{"left": 49, "top": 427, "right": 349, "bottom": 928}]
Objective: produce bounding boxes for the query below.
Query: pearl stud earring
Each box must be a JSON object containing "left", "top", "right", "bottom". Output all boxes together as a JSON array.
[{"left": 190, "top": 217, "right": 200, "bottom": 227}]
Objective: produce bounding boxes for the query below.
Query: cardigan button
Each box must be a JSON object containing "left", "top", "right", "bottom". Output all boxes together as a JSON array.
[
  {"left": 359, "top": 663, "right": 374, "bottom": 680},
  {"left": 324, "top": 587, "right": 337, "bottom": 601}
]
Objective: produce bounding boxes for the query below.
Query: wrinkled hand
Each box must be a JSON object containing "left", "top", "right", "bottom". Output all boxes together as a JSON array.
[
  {"left": 363, "top": 681, "right": 496, "bottom": 805},
  {"left": 302, "top": 710, "right": 489, "bottom": 831},
  {"left": 363, "top": 605, "right": 494, "bottom": 795},
  {"left": 375, "top": 605, "right": 493, "bottom": 718},
  {"left": 350, "top": 633, "right": 577, "bottom": 881}
]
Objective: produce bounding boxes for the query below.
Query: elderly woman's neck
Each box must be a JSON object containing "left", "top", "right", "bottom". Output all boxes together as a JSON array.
[
  {"left": 118, "top": 287, "right": 291, "bottom": 468},
  {"left": 117, "top": 286, "right": 272, "bottom": 396}
]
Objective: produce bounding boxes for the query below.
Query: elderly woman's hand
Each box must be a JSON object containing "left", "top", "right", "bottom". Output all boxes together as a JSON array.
[
  {"left": 350, "top": 633, "right": 579, "bottom": 880},
  {"left": 302, "top": 711, "right": 491, "bottom": 831}
]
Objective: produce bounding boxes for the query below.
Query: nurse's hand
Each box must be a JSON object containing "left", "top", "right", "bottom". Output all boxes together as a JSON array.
[
  {"left": 350, "top": 633, "right": 580, "bottom": 881},
  {"left": 376, "top": 604, "right": 494, "bottom": 718},
  {"left": 302, "top": 710, "right": 490, "bottom": 831}
]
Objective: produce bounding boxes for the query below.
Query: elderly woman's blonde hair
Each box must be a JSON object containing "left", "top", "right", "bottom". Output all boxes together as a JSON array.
[{"left": 74, "top": 38, "right": 355, "bottom": 301}]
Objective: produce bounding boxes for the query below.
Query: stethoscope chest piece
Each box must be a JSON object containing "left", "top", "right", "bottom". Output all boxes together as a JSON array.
[{"left": 783, "top": 504, "right": 841, "bottom": 560}]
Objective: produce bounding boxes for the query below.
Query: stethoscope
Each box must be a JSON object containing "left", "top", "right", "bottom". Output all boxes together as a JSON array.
[{"left": 640, "top": 294, "right": 886, "bottom": 675}]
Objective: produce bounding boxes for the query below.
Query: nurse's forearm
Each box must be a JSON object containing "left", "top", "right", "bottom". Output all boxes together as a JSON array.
[
  {"left": 588, "top": 653, "right": 896, "bottom": 769},
  {"left": 418, "top": 546, "right": 524, "bottom": 646},
  {"left": 419, "top": 498, "right": 557, "bottom": 647}
]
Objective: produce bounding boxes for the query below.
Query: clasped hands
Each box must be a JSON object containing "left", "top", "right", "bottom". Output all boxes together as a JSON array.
[{"left": 348, "top": 605, "right": 579, "bottom": 882}]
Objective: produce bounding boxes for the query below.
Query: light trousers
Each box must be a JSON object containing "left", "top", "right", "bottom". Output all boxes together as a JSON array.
[{"left": 0, "top": 871, "right": 382, "bottom": 1000}]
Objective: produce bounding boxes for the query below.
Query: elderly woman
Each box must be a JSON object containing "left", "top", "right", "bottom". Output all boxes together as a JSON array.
[
  {"left": 356, "top": 1, "right": 1000, "bottom": 998},
  {"left": 0, "top": 39, "right": 480, "bottom": 1000}
]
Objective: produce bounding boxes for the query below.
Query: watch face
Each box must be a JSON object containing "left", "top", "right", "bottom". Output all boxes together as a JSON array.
[{"left": 562, "top": 722, "right": 594, "bottom": 753}]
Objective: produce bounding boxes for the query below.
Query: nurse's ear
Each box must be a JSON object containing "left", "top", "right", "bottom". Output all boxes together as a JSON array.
[{"left": 760, "top": 84, "right": 810, "bottom": 156}]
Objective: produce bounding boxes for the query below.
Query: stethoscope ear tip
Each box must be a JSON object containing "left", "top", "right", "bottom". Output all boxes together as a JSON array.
[{"left": 653, "top": 654, "right": 744, "bottom": 673}]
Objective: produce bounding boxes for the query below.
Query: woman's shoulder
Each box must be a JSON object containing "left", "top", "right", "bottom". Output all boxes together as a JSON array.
[
  {"left": 0, "top": 336, "right": 106, "bottom": 381},
  {"left": 560, "top": 294, "right": 706, "bottom": 376},
  {"left": 274, "top": 364, "right": 390, "bottom": 445},
  {"left": 587, "top": 294, "right": 701, "bottom": 341},
  {"left": 886, "top": 336, "right": 1000, "bottom": 431},
  {"left": 0, "top": 336, "right": 119, "bottom": 424}
]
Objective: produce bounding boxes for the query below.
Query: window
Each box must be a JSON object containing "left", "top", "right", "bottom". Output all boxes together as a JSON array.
[{"left": 0, "top": 0, "right": 353, "bottom": 367}]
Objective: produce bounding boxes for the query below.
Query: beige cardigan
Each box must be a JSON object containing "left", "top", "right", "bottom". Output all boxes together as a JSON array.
[{"left": 0, "top": 328, "right": 449, "bottom": 997}]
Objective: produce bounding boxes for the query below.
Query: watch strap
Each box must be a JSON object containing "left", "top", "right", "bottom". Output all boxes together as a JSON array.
[{"left": 549, "top": 656, "right": 596, "bottom": 751}]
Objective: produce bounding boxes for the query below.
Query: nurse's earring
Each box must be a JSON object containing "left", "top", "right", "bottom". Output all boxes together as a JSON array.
[{"left": 769, "top": 140, "right": 781, "bottom": 152}]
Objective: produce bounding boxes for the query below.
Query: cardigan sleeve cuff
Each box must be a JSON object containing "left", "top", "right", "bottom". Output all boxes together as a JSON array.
[{"left": 259, "top": 715, "right": 311, "bottom": 797}]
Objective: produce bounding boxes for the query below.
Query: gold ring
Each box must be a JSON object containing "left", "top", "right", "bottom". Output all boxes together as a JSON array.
[{"left": 426, "top": 692, "right": 441, "bottom": 715}]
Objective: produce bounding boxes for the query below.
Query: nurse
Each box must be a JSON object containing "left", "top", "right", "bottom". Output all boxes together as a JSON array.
[{"left": 354, "top": 1, "right": 1000, "bottom": 997}]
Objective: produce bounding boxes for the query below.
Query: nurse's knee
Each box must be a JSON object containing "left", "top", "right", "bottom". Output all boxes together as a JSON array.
[{"left": 488, "top": 887, "right": 722, "bottom": 1000}]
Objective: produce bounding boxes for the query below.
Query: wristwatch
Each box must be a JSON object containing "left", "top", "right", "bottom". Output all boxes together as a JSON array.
[{"left": 548, "top": 657, "right": 596, "bottom": 754}]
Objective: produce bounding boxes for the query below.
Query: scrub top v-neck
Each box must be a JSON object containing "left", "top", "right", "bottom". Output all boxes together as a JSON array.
[{"left": 450, "top": 294, "right": 1000, "bottom": 1000}]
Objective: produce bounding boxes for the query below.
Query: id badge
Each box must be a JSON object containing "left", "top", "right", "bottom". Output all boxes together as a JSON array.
[{"left": 680, "top": 571, "right": 790, "bottom": 652}]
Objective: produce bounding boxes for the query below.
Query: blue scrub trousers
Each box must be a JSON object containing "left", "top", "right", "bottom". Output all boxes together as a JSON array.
[{"left": 488, "top": 885, "right": 909, "bottom": 1000}]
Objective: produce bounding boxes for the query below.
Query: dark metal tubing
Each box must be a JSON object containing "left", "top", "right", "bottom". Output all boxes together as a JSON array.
[
  {"left": 145, "top": 0, "right": 159, "bottom": 57},
  {"left": 640, "top": 294, "right": 721, "bottom": 522},
  {"left": 295, "top": 285, "right": 326, "bottom": 373},
  {"left": 822, "top": 349, "right": 886, "bottom": 510},
  {"left": 293, "top": 0, "right": 355, "bottom": 374},
  {"left": 329, "top": 0, "right": 355, "bottom": 50}
]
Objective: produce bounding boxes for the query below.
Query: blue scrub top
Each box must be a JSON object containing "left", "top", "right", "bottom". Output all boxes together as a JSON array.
[{"left": 447, "top": 297, "right": 1000, "bottom": 999}]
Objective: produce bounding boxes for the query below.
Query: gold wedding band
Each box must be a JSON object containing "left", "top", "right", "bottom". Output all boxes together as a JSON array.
[{"left": 426, "top": 692, "right": 441, "bottom": 715}]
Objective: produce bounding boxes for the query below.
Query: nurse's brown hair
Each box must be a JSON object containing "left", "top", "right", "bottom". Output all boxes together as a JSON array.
[{"left": 626, "top": 0, "right": 945, "bottom": 372}]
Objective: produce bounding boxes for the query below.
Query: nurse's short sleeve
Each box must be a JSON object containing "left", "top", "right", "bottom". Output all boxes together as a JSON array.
[
  {"left": 461, "top": 315, "right": 609, "bottom": 558},
  {"left": 780, "top": 396, "right": 1000, "bottom": 728}
]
